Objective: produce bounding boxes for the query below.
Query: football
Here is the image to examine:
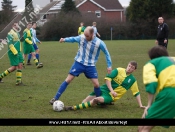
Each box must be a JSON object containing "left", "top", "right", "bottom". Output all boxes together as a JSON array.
[{"left": 53, "top": 100, "right": 64, "bottom": 112}]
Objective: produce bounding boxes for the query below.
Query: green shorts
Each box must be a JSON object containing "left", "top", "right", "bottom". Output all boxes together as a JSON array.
[
  {"left": 8, "top": 52, "right": 23, "bottom": 66},
  {"left": 145, "top": 88, "right": 175, "bottom": 128},
  {"left": 89, "top": 88, "right": 113, "bottom": 103},
  {"left": 23, "top": 44, "right": 35, "bottom": 54}
]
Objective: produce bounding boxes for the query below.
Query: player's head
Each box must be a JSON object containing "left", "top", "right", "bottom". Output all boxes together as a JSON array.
[
  {"left": 27, "top": 22, "right": 32, "bottom": 29},
  {"left": 32, "top": 21, "right": 37, "bottom": 29},
  {"left": 80, "top": 22, "right": 84, "bottom": 26},
  {"left": 12, "top": 22, "right": 19, "bottom": 30},
  {"left": 126, "top": 61, "right": 137, "bottom": 74},
  {"left": 84, "top": 26, "right": 94, "bottom": 41},
  {"left": 148, "top": 45, "right": 169, "bottom": 60},
  {"left": 158, "top": 17, "right": 164, "bottom": 24},
  {"left": 92, "top": 22, "right": 96, "bottom": 26}
]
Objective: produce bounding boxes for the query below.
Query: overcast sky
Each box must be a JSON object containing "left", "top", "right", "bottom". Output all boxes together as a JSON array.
[{"left": 0, "top": 0, "right": 131, "bottom": 12}]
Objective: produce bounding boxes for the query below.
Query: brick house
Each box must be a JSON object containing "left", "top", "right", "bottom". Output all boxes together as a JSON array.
[
  {"left": 77, "top": 0, "right": 125, "bottom": 22},
  {"left": 37, "top": 0, "right": 125, "bottom": 26}
]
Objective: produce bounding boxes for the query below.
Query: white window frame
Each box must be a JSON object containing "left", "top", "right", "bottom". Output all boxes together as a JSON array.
[{"left": 95, "top": 10, "right": 101, "bottom": 18}]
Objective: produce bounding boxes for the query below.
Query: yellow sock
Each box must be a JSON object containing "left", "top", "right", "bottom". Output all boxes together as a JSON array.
[
  {"left": 33, "top": 59, "right": 38, "bottom": 65},
  {"left": 0, "top": 70, "right": 10, "bottom": 78},
  {"left": 16, "top": 70, "right": 22, "bottom": 84},
  {"left": 73, "top": 102, "right": 91, "bottom": 110}
]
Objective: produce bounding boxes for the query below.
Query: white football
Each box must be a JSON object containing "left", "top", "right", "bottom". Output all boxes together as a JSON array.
[{"left": 53, "top": 100, "right": 64, "bottom": 112}]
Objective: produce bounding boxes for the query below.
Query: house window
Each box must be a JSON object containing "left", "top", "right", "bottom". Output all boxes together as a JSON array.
[
  {"left": 95, "top": 10, "right": 101, "bottom": 18},
  {"left": 43, "top": 14, "right": 46, "bottom": 19}
]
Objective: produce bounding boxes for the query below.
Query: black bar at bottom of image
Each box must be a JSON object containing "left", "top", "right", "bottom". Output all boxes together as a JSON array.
[{"left": 0, "top": 119, "right": 174, "bottom": 126}]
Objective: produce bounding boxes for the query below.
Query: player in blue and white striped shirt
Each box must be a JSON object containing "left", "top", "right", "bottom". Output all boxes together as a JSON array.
[
  {"left": 27, "top": 22, "right": 41, "bottom": 65},
  {"left": 49, "top": 26, "right": 112, "bottom": 105}
]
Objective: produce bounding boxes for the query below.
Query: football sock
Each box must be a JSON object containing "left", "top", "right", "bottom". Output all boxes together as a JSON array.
[
  {"left": 73, "top": 102, "right": 91, "bottom": 110},
  {"left": 28, "top": 53, "right": 32, "bottom": 63},
  {"left": 23, "top": 60, "right": 25, "bottom": 65},
  {"left": 54, "top": 81, "right": 68, "bottom": 100},
  {"left": 33, "top": 58, "right": 39, "bottom": 65},
  {"left": 36, "top": 54, "right": 39, "bottom": 62},
  {"left": 0, "top": 70, "right": 10, "bottom": 79},
  {"left": 16, "top": 70, "right": 22, "bottom": 84},
  {"left": 94, "top": 87, "right": 101, "bottom": 97}
]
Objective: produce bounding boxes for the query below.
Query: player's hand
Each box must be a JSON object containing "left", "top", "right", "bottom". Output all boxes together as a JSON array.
[
  {"left": 107, "top": 67, "right": 112, "bottom": 74},
  {"left": 59, "top": 38, "right": 65, "bottom": 43},
  {"left": 140, "top": 105, "right": 146, "bottom": 109},
  {"left": 142, "top": 106, "right": 149, "bottom": 118},
  {"left": 164, "top": 39, "right": 167, "bottom": 43},
  {"left": 39, "top": 41, "right": 41, "bottom": 44},
  {"left": 155, "top": 40, "right": 158, "bottom": 44},
  {"left": 111, "top": 91, "right": 117, "bottom": 97}
]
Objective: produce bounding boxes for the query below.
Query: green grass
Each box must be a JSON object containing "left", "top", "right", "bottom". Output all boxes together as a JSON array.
[{"left": 0, "top": 40, "right": 175, "bottom": 132}]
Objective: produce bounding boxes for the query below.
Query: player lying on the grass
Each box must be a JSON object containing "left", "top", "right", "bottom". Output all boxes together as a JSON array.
[
  {"left": 64, "top": 61, "right": 146, "bottom": 111},
  {"left": 138, "top": 46, "right": 175, "bottom": 132}
]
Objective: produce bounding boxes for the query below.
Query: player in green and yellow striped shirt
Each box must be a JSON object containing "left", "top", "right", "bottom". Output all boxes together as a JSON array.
[
  {"left": 64, "top": 61, "right": 145, "bottom": 111},
  {"left": 23, "top": 22, "right": 43, "bottom": 69},
  {"left": 78, "top": 22, "right": 85, "bottom": 35},
  {"left": 0, "top": 22, "right": 24, "bottom": 85},
  {"left": 138, "top": 46, "right": 175, "bottom": 132}
]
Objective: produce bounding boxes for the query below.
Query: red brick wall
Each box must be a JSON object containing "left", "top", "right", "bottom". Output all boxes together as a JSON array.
[{"left": 77, "top": 0, "right": 125, "bottom": 22}]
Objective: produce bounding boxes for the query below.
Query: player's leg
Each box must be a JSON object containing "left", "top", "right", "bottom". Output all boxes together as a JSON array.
[
  {"left": 65, "top": 96, "right": 104, "bottom": 111},
  {"left": 0, "top": 54, "right": 19, "bottom": 82},
  {"left": 49, "top": 61, "right": 84, "bottom": 105},
  {"left": 50, "top": 74, "right": 75, "bottom": 105},
  {"left": 31, "top": 52, "right": 43, "bottom": 68},
  {"left": 23, "top": 44, "right": 30, "bottom": 68},
  {"left": 140, "top": 88, "right": 175, "bottom": 131},
  {"left": 64, "top": 91, "right": 114, "bottom": 111},
  {"left": 0, "top": 67, "right": 15, "bottom": 82},
  {"left": 16, "top": 52, "right": 25, "bottom": 86},
  {"left": 33, "top": 43, "right": 40, "bottom": 62},
  {"left": 82, "top": 95, "right": 96, "bottom": 103},
  {"left": 85, "top": 66, "right": 101, "bottom": 97},
  {"left": 27, "top": 53, "right": 32, "bottom": 65}
]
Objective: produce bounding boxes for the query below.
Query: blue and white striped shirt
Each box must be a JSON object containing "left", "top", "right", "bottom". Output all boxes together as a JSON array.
[
  {"left": 64, "top": 34, "right": 112, "bottom": 68},
  {"left": 30, "top": 28, "right": 40, "bottom": 44},
  {"left": 92, "top": 26, "right": 97, "bottom": 37}
]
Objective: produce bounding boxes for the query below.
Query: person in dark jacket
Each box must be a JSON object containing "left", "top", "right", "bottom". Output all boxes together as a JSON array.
[{"left": 155, "top": 17, "right": 169, "bottom": 48}]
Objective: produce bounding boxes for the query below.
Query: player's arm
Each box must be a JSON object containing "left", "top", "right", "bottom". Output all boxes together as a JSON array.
[
  {"left": 60, "top": 36, "right": 80, "bottom": 43},
  {"left": 33, "top": 29, "right": 41, "bottom": 43},
  {"left": 105, "top": 69, "right": 118, "bottom": 97},
  {"left": 97, "top": 32, "right": 101, "bottom": 37},
  {"left": 143, "top": 63, "right": 157, "bottom": 108},
  {"left": 7, "top": 33, "right": 18, "bottom": 55},
  {"left": 130, "top": 81, "right": 145, "bottom": 109},
  {"left": 99, "top": 41, "right": 112, "bottom": 74},
  {"left": 24, "top": 30, "right": 32, "bottom": 44},
  {"left": 164, "top": 24, "right": 169, "bottom": 41}
]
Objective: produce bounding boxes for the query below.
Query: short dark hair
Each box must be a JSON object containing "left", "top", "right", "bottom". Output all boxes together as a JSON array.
[
  {"left": 32, "top": 21, "right": 36, "bottom": 25},
  {"left": 148, "top": 45, "right": 169, "bottom": 60},
  {"left": 129, "top": 61, "right": 137, "bottom": 69},
  {"left": 27, "top": 22, "right": 32, "bottom": 25}
]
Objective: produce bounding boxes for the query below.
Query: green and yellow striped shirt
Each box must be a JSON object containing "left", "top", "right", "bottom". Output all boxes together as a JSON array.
[
  {"left": 101, "top": 67, "right": 140, "bottom": 102},
  {"left": 143, "top": 57, "right": 175, "bottom": 94}
]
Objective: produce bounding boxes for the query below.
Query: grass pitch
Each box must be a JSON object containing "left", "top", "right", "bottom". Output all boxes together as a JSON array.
[{"left": 0, "top": 40, "right": 175, "bottom": 132}]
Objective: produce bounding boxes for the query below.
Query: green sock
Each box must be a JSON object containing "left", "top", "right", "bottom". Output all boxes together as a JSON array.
[
  {"left": 0, "top": 70, "right": 10, "bottom": 79},
  {"left": 73, "top": 102, "right": 91, "bottom": 110}
]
